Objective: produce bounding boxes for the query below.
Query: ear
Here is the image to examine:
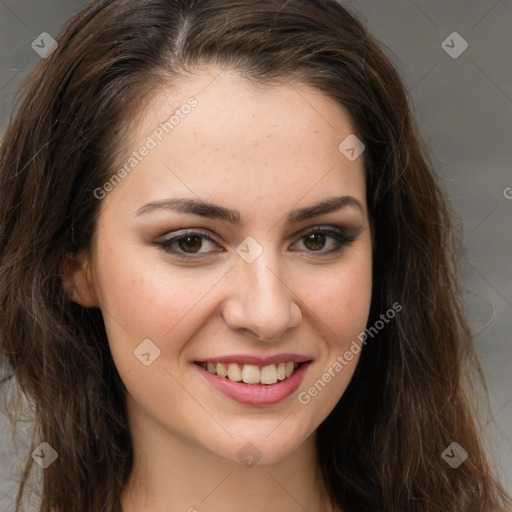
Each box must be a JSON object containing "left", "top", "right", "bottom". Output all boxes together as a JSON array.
[{"left": 61, "top": 250, "right": 99, "bottom": 308}]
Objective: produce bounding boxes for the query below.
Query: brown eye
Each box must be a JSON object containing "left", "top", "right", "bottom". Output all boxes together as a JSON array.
[
  {"left": 291, "top": 227, "right": 358, "bottom": 255},
  {"left": 303, "top": 232, "right": 327, "bottom": 251},
  {"left": 178, "top": 235, "right": 204, "bottom": 253},
  {"left": 156, "top": 230, "right": 220, "bottom": 259}
]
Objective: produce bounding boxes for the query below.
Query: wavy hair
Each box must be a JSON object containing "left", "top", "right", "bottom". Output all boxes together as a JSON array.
[{"left": 0, "top": 0, "right": 510, "bottom": 510}]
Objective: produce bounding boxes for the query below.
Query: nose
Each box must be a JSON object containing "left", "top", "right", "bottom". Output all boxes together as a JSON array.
[{"left": 221, "top": 252, "right": 302, "bottom": 341}]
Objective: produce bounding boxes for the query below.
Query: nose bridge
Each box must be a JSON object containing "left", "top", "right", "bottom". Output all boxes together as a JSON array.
[
  {"left": 222, "top": 242, "right": 301, "bottom": 340},
  {"left": 243, "top": 251, "right": 286, "bottom": 306}
]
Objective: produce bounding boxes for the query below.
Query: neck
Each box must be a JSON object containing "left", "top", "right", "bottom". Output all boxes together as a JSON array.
[{"left": 120, "top": 406, "right": 337, "bottom": 512}]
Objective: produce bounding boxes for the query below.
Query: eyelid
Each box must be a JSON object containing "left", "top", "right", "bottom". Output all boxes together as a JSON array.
[
  {"left": 155, "top": 224, "right": 359, "bottom": 260},
  {"left": 156, "top": 228, "right": 220, "bottom": 251},
  {"left": 290, "top": 226, "right": 358, "bottom": 252},
  {"left": 158, "top": 228, "right": 217, "bottom": 242}
]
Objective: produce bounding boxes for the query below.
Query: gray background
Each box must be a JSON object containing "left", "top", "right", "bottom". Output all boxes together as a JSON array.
[{"left": 0, "top": 0, "right": 511, "bottom": 509}]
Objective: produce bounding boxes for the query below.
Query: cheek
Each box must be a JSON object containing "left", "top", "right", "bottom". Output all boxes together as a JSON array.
[
  {"left": 297, "top": 260, "right": 371, "bottom": 415},
  {"left": 94, "top": 225, "right": 211, "bottom": 322},
  {"left": 302, "top": 255, "right": 372, "bottom": 346},
  {"left": 91, "top": 238, "right": 228, "bottom": 370}
]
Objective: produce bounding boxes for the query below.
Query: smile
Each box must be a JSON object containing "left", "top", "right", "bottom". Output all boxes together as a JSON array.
[
  {"left": 196, "top": 361, "right": 302, "bottom": 385},
  {"left": 194, "top": 356, "right": 313, "bottom": 406}
]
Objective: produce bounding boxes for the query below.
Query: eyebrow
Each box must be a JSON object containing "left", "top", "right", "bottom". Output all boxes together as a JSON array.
[{"left": 135, "top": 195, "right": 364, "bottom": 224}]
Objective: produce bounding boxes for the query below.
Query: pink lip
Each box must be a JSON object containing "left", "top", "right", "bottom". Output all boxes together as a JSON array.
[
  {"left": 195, "top": 353, "right": 312, "bottom": 366},
  {"left": 195, "top": 361, "right": 312, "bottom": 406}
]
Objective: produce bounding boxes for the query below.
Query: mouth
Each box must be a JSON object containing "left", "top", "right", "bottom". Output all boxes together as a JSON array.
[
  {"left": 194, "top": 357, "right": 313, "bottom": 406},
  {"left": 194, "top": 360, "right": 306, "bottom": 385}
]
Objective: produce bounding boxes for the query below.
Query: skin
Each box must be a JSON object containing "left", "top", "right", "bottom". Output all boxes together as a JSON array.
[{"left": 66, "top": 67, "right": 373, "bottom": 512}]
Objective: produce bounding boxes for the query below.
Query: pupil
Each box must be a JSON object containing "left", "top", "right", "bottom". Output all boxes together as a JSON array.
[
  {"left": 305, "top": 232, "right": 325, "bottom": 250},
  {"left": 179, "top": 236, "right": 202, "bottom": 252}
]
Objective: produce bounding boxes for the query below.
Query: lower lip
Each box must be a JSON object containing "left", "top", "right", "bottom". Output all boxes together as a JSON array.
[{"left": 195, "top": 362, "right": 311, "bottom": 406}]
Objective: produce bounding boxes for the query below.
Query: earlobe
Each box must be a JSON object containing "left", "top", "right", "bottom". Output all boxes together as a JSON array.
[{"left": 61, "top": 251, "right": 99, "bottom": 308}]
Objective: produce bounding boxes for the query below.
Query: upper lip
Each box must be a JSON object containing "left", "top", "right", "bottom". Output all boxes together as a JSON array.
[{"left": 194, "top": 353, "right": 313, "bottom": 366}]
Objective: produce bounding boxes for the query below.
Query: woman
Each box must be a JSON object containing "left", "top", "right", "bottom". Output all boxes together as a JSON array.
[{"left": 0, "top": 0, "right": 510, "bottom": 511}]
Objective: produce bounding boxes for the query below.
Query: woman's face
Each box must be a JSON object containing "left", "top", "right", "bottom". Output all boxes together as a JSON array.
[{"left": 76, "top": 67, "right": 372, "bottom": 465}]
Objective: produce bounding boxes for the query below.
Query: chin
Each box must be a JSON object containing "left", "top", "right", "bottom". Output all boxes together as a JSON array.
[{"left": 200, "top": 421, "right": 315, "bottom": 467}]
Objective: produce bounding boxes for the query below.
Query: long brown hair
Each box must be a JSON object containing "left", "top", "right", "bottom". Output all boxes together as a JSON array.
[{"left": 1, "top": 1, "right": 510, "bottom": 511}]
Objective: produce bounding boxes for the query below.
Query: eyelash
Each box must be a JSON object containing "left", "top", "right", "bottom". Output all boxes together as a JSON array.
[{"left": 155, "top": 226, "right": 358, "bottom": 261}]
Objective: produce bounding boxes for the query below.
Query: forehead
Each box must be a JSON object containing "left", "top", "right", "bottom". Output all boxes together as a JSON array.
[
  {"left": 143, "top": 68, "right": 359, "bottom": 148},
  {"left": 101, "top": 68, "right": 367, "bottom": 219}
]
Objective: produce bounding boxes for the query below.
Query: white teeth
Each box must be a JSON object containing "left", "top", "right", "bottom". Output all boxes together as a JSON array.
[
  {"left": 200, "top": 361, "right": 302, "bottom": 384},
  {"left": 241, "top": 364, "right": 261, "bottom": 384},
  {"left": 227, "top": 362, "right": 242, "bottom": 382},
  {"left": 260, "top": 364, "right": 278, "bottom": 384},
  {"left": 276, "top": 362, "right": 286, "bottom": 381}
]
